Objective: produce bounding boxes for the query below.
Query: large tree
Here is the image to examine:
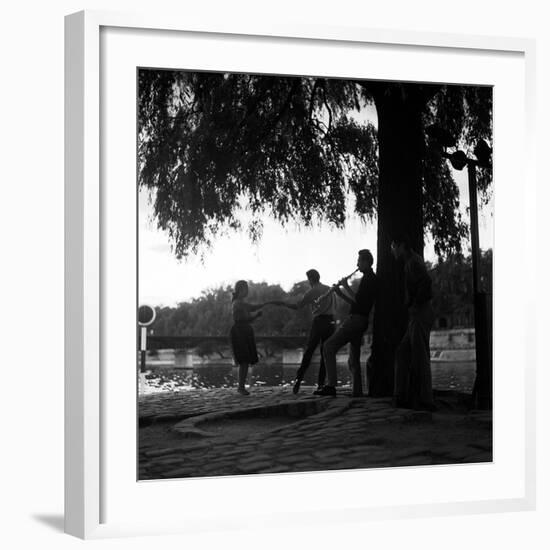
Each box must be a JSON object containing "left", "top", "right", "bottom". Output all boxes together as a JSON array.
[{"left": 138, "top": 70, "right": 492, "bottom": 396}]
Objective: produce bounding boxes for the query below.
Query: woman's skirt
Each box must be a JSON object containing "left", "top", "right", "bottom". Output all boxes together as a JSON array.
[{"left": 230, "top": 321, "right": 259, "bottom": 365}]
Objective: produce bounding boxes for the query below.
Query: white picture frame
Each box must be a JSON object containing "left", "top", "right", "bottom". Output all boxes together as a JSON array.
[{"left": 65, "top": 10, "right": 537, "bottom": 539}]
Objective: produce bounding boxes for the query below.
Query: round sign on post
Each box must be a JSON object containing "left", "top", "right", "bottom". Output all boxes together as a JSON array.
[
  {"left": 138, "top": 305, "right": 156, "bottom": 375},
  {"left": 138, "top": 304, "right": 156, "bottom": 327}
]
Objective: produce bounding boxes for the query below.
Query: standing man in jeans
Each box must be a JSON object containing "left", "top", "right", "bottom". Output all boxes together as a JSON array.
[
  {"left": 315, "top": 249, "right": 378, "bottom": 397},
  {"left": 274, "top": 269, "right": 336, "bottom": 394},
  {"left": 391, "top": 237, "right": 436, "bottom": 411}
]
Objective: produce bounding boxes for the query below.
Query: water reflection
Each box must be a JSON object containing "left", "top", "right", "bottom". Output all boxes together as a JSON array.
[{"left": 140, "top": 361, "right": 476, "bottom": 395}]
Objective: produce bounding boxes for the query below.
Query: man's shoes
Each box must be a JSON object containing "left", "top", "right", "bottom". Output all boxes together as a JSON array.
[
  {"left": 237, "top": 387, "right": 250, "bottom": 396},
  {"left": 292, "top": 379, "right": 302, "bottom": 395},
  {"left": 313, "top": 384, "right": 323, "bottom": 394},
  {"left": 351, "top": 391, "right": 364, "bottom": 398},
  {"left": 313, "top": 385, "right": 336, "bottom": 397}
]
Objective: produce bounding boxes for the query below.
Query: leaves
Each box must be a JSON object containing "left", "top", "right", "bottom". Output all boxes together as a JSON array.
[
  {"left": 138, "top": 71, "right": 378, "bottom": 258},
  {"left": 138, "top": 71, "right": 492, "bottom": 260},
  {"left": 429, "top": 250, "right": 493, "bottom": 327},
  {"left": 421, "top": 84, "right": 493, "bottom": 257}
]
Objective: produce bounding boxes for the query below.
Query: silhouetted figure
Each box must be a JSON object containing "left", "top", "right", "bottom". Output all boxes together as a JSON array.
[
  {"left": 273, "top": 269, "right": 336, "bottom": 394},
  {"left": 315, "top": 250, "right": 378, "bottom": 397},
  {"left": 391, "top": 237, "right": 436, "bottom": 410},
  {"left": 230, "top": 280, "right": 267, "bottom": 396}
]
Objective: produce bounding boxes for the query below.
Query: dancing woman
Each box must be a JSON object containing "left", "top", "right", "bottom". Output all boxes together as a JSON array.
[{"left": 230, "top": 280, "right": 266, "bottom": 396}]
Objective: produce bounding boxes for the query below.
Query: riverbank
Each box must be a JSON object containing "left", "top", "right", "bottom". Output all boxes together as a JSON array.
[
  {"left": 139, "top": 360, "right": 477, "bottom": 395},
  {"left": 139, "top": 386, "right": 492, "bottom": 480},
  {"left": 144, "top": 328, "right": 476, "bottom": 368}
]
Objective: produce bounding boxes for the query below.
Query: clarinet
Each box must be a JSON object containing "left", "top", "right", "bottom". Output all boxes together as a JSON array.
[{"left": 313, "top": 268, "right": 359, "bottom": 307}]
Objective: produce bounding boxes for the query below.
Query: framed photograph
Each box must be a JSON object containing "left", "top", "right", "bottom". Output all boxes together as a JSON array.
[{"left": 65, "top": 10, "right": 536, "bottom": 539}]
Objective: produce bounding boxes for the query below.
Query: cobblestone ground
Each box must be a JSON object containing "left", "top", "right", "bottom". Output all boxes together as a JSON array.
[{"left": 138, "top": 387, "right": 492, "bottom": 480}]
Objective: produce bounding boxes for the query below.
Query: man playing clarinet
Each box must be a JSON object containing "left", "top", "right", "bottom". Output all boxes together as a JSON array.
[{"left": 315, "top": 249, "right": 378, "bottom": 397}]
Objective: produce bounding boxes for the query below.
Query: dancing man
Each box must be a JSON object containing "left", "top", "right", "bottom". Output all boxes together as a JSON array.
[
  {"left": 391, "top": 237, "right": 436, "bottom": 411},
  {"left": 274, "top": 269, "right": 336, "bottom": 394},
  {"left": 315, "top": 249, "right": 378, "bottom": 397}
]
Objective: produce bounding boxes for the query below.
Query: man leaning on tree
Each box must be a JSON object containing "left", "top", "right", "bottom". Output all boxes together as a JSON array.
[
  {"left": 391, "top": 236, "right": 436, "bottom": 411},
  {"left": 314, "top": 249, "right": 378, "bottom": 397}
]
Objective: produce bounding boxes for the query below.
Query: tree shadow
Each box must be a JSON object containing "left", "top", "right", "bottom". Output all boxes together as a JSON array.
[{"left": 32, "top": 514, "right": 64, "bottom": 532}]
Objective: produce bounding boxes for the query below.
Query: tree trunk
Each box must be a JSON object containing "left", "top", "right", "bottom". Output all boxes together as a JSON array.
[{"left": 368, "top": 84, "right": 426, "bottom": 397}]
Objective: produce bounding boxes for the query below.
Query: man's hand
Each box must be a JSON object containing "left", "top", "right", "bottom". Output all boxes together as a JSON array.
[
  {"left": 332, "top": 283, "right": 355, "bottom": 306},
  {"left": 338, "top": 277, "right": 351, "bottom": 288}
]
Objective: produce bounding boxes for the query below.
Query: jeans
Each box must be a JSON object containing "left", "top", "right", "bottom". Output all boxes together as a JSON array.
[
  {"left": 394, "top": 302, "right": 435, "bottom": 408},
  {"left": 295, "top": 315, "right": 336, "bottom": 387},
  {"left": 323, "top": 314, "right": 369, "bottom": 393}
]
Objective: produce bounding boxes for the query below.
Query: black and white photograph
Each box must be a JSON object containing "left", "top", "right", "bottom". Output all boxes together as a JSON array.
[
  {"left": 137, "top": 68, "right": 493, "bottom": 480},
  {"left": 5, "top": 0, "right": 549, "bottom": 545}
]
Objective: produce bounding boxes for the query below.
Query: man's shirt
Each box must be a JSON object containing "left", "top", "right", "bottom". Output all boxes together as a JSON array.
[
  {"left": 404, "top": 252, "right": 432, "bottom": 308},
  {"left": 349, "top": 268, "right": 378, "bottom": 318},
  {"left": 299, "top": 283, "right": 336, "bottom": 317}
]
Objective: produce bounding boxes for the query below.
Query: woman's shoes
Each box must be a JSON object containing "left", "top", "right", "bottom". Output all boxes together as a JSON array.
[{"left": 237, "top": 387, "right": 250, "bottom": 396}]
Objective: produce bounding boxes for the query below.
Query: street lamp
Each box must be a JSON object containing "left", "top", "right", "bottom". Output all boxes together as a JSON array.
[{"left": 426, "top": 125, "right": 493, "bottom": 410}]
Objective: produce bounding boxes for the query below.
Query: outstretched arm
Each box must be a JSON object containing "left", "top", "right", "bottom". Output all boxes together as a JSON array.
[
  {"left": 265, "top": 294, "right": 310, "bottom": 310},
  {"left": 263, "top": 300, "right": 296, "bottom": 309}
]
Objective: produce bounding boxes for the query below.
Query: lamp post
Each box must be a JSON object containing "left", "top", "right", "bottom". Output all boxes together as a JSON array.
[{"left": 427, "top": 127, "right": 493, "bottom": 410}]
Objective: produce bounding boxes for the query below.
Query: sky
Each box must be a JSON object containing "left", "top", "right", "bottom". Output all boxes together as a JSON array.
[
  {"left": 138, "top": 167, "right": 494, "bottom": 307},
  {"left": 138, "top": 87, "right": 493, "bottom": 307}
]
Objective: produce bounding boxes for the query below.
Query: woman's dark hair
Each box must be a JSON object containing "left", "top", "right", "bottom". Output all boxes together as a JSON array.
[{"left": 232, "top": 280, "right": 248, "bottom": 302}]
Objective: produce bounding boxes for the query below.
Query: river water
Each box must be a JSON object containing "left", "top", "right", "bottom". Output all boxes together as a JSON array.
[{"left": 140, "top": 361, "right": 476, "bottom": 394}]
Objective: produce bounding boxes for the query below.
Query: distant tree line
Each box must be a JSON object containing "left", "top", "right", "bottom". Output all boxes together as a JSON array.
[
  {"left": 430, "top": 249, "right": 492, "bottom": 329},
  {"left": 149, "top": 250, "right": 492, "bottom": 338}
]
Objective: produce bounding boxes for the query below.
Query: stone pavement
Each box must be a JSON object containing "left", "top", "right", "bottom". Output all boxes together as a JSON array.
[{"left": 138, "top": 386, "right": 493, "bottom": 480}]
